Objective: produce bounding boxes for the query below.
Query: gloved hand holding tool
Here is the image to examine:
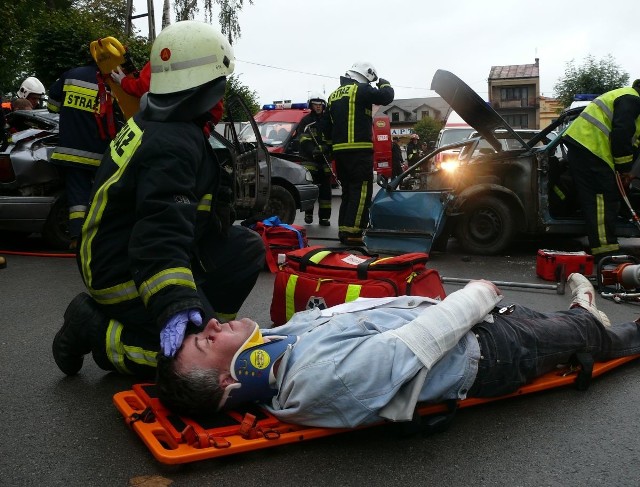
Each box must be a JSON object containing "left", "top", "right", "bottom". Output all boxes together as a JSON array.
[
  {"left": 376, "top": 78, "right": 390, "bottom": 88},
  {"left": 110, "top": 66, "right": 127, "bottom": 85},
  {"left": 161, "top": 309, "right": 203, "bottom": 356}
]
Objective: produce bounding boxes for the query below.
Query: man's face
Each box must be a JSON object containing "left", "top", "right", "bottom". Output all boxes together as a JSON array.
[
  {"left": 26, "top": 94, "right": 41, "bottom": 109},
  {"left": 177, "top": 318, "right": 258, "bottom": 372},
  {"left": 311, "top": 102, "right": 324, "bottom": 114}
]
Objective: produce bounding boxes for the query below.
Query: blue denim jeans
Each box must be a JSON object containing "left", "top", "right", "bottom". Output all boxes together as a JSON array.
[{"left": 469, "top": 304, "right": 640, "bottom": 397}]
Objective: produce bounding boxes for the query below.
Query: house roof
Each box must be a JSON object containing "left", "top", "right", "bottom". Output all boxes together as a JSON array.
[
  {"left": 374, "top": 96, "right": 452, "bottom": 120},
  {"left": 488, "top": 60, "right": 539, "bottom": 80}
]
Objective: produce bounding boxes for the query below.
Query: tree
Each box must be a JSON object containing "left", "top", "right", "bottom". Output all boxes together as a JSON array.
[
  {"left": 224, "top": 74, "right": 260, "bottom": 121},
  {"left": 173, "top": 0, "right": 254, "bottom": 43},
  {"left": 554, "top": 55, "right": 630, "bottom": 108},
  {"left": 413, "top": 116, "right": 444, "bottom": 144}
]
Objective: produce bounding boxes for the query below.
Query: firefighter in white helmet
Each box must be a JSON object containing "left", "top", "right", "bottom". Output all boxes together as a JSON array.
[
  {"left": 17, "top": 76, "right": 46, "bottom": 108},
  {"left": 52, "top": 21, "right": 265, "bottom": 379},
  {"left": 324, "top": 62, "right": 394, "bottom": 244}
]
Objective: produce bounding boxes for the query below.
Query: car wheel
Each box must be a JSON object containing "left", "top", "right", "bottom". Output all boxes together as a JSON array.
[
  {"left": 42, "top": 195, "right": 71, "bottom": 250},
  {"left": 457, "top": 195, "right": 515, "bottom": 255},
  {"left": 262, "top": 185, "right": 297, "bottom": 224}
]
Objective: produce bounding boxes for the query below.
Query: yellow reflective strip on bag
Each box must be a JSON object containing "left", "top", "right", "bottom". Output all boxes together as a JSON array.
[
  {"left": 285, "top": 274, "right": 298, "bottom": 321},
  {"left": 309, "top": 250, "right": 332, "bottom": 264},
  {"left": 345, "top": 284, "right": 361, "bottom": 302}
]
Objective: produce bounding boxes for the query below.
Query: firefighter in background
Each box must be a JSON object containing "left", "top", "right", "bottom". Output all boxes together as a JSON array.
[
  {"left": 47, "top": 59, "right": 117, "bottom": 248},
  {"left": 324, "top": 62, "right": 394, "bottom": 245},
  {"left": 298, "top": 92, "right": 332, "bottom": 226},
  {"left": 563, "top": 79, "right": 640, "bottom": 262},
  {"left": 16, "top": 77, "right": 46, "bottom": 109},
  {"left": 51, "top": 21, "right": 265, "bottom": 379},
  {"left": 406, "top": 133, "right": 421, "bottom": 166}
]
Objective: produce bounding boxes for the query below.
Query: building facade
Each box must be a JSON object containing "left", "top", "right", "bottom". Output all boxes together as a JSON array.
[{"left": 488, "top": 59, "right": 540, "bottom": 129}]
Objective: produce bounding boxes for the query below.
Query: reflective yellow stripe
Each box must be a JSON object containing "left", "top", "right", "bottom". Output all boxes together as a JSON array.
[
  {"left": 354, "top": 181, "right": 368, "bottom": 227},
  {"left": 138, "top": 267, "right": 196, "bottom": 306},
  {"left": 595, "top": 194, "right": 607, "bottom": 247},
  {"left": 347, "top": 85, "right": 357, "bottom": 143},
  {"left": 51, "top": 151, "right": 101, "bottom": 167},
  {"left": 285, "top": 274, "right": 298, "bottom": 321},
  {"left": 345, "top": 284, "right": 361, "bottom": 302},
  {"left": 69, "top": 211, "right": 86, "bottom": 220},
  {"left": 47, "top": 100, "right": 60, "bottom": 112},
  {"left": 123, "top": 344, "right": 157, "bottom": 367},
  {"left": 90, "top": 280, "right": 138, "bottom": 305},
  {"left": 309, "top": 250, "right": 331, "bottom": 264},
  {"left": 553, "top": 185, "right": 566, "bottom": 200},
  {"left": 105, "top": 319, "right": 131, "bottom": 374},
  {"left": 110, "top": 120, "right": 143, "bottom": 167},
  {"left": 332, "top": 142, "right": 373, "bottom": 151},
  {"left": 197, "top": 194, "right": 212, "bottom": 212}
]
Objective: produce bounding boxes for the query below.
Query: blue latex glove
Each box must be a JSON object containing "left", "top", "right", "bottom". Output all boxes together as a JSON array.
[{"left": 160, "top": 309, "right": 203, "bottom": 357}]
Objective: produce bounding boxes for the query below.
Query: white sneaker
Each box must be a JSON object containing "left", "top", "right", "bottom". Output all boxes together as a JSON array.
[{"left": 567, "top": 273, "right": 611, "bottom": 326}]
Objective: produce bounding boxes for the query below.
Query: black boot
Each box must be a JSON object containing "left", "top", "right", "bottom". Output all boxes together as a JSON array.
[
  {"left": 52, "top": 293, "right": 106, "bottom": 376},
  {"left": 304, "top": 213, "right": 313, "bottom": 224}
]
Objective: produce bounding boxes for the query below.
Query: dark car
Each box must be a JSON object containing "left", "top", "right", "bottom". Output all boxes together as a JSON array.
[
  {"left": 0, "top": 100, "right": 318, "bottom": 249},
  {"left": 365, "top": 69, "right": 640, "bottom": 256}
]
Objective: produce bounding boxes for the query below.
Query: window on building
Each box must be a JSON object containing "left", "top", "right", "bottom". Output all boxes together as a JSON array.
[
  {"left": 503, "top": 114, "right": 529, "bottom": 128},
  {"left": 500, "top": 87, "right": 528, "bottom": 102},
  {"left": 421, "top": 110, "right": 429, "bottom": 119},
  {"left": 391, "top": 112, "right": 399, "bottom": 122}
]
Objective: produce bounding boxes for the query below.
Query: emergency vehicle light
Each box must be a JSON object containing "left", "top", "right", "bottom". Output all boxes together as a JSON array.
[
  {"left": 261, "top": 102, "right": 309, "bottom": 111},
  {"left": 262, "top": 104, "right": 277, "bottom": 110},
  {"left": 290, "top": 103, "right": 309, "bottom": 109},
  {"left": 573, "top": 94, "right": 599, "bottom": 101}
]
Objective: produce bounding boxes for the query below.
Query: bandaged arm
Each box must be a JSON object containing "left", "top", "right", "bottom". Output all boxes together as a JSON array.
[{"left": 388, "top": 282, "right": 502, "bottom": 369}]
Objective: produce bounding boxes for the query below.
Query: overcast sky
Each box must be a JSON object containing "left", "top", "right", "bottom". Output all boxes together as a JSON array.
[{"left": 132, "top": 0, "right": 637, "bottom": 106}]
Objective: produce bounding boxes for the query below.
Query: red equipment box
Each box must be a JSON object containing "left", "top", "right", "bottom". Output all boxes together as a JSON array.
[{"left": 536, "top": 249, "right": 594, "bottom": 281}]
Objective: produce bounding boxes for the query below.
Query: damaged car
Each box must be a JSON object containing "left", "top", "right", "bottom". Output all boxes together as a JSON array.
[{"left": 365, "top": 69, "right": 640, "bottom": 256}]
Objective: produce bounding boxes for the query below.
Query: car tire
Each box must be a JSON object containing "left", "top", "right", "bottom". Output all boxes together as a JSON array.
[
  {"left": 262, "top": 184, "right": 297, "bottom": 224},
  {"left": 42, "top": 195, "right": 71, "bottom": 250},
  {"left": 457, "top": 195, "right": 515, "bottom": 255}
]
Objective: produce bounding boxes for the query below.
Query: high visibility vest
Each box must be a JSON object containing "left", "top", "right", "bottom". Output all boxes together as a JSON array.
[{"left": 565, "top": 87, "right": 640, "bottom": 169}]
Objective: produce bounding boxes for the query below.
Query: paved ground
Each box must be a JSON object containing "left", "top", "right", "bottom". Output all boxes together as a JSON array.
[{"left": 2, "top": 193, "right": 640, "bottom": 486}]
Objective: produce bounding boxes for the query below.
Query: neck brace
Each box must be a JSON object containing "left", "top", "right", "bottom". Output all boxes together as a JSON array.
[{"left": 217, "top": 324, "right": 298, "bottom": 410}]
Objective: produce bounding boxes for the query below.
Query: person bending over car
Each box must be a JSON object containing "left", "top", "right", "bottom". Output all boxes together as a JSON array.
[{"left": 156, "top": 274, "right": 640, "bottom": 428}]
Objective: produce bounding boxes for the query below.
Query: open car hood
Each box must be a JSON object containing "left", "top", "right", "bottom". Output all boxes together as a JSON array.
[{"left": 431, "top": 69, "right": 530, "bottom": 152}]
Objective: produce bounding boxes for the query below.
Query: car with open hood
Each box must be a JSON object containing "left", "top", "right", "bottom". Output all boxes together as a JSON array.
[{"left": 364, "top": 69, "right": 640, "bottom": 256}]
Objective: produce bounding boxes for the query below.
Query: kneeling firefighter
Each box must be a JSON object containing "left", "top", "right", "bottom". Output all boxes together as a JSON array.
[
  {"left": 52, "top": 21, "right": 266, "bottom": 378},
  {"left": 298, "top": 92, "right": 332, "bottom": 226}
]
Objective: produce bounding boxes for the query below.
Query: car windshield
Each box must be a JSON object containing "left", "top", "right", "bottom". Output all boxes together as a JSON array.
[
  {"left": 239, "top": 121, "right": 296, "bottom": 147},
  {"left": 438, "top": 128, "right": 474, "bottom": 147}
]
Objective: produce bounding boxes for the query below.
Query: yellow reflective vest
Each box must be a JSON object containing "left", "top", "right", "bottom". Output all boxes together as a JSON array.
[{"left": 564, "top": 87, "right": 640, "bottom": 170}]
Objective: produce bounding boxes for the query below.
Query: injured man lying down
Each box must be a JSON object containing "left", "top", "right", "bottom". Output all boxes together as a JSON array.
[{"left": 156, "top": 274, "right": 640, "bottom": 428}]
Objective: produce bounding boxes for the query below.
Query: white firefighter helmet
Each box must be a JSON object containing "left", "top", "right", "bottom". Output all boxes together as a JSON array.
[
  {"left": 308, "top": 92, "right": 326, "bottom": 107},
  {"left": 17, "top": 77, "right": 45, "bottom": 99},
  {"left": 345, "top": 62, "right": 378, "bottom": 84},
  {"left": 149, "top": 20, "right": 235, "bottom": 95}
]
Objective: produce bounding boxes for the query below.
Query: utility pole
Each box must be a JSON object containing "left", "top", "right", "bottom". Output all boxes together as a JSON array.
[{"left": 125, "top": 0, "right": 158, "bottom": 41}]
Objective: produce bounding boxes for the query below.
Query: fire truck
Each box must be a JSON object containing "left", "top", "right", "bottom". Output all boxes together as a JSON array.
[{"left": 238, "top": 101, "right": 393, "bottom": 178}]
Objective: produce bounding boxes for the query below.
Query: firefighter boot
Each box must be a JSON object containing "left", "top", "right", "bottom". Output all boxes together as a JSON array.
[
  {"left": 304, "top": 212, "right": 313, "bottom": 224},
  {"left": 52, "top": 293, "right": 107, "bottom": 375}
]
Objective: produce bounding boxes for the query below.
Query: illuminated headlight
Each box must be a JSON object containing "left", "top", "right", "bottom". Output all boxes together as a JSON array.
[
  {"left": 440, "top": 159, "right": 460, "bottom": 172},
  {"left": 304, "top": 170, "right": 314, "bottom": 182}
]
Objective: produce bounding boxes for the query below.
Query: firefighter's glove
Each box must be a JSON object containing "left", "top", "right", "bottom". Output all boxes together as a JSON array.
[
  {"left": 110, "top": 67, "right": 126, "bottom": 85},
  {"left": 160, "top": 309, "right": 203, "bottom": 357},
  {"left": 376, "top": 78, "right": 390, "bottom": 88}
]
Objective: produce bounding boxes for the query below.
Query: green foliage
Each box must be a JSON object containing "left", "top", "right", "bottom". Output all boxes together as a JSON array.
[
  {"left": 174, "top": 0, "right": 254, "bottom": 43},
  {"left": 223, "top": 74, "right": 260, "bottom": 121},
  {"left": 554, "top": 55, "right": 630, "bottom": 108},
  {"left": 413, "top": 116, "right": 444, "bottom": 143}
]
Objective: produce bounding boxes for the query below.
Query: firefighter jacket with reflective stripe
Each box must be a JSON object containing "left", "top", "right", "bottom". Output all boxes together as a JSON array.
[
  {"left": 564, "top": 87, "right": 640, "bottom": 171},
  {"left": 79, "top": 111, "right": 222, "bottom": 327},
  {"left": 47, "top": 64, "right": 112, "bottom": 168},
  {"left": 297, "top": 110, "right": 327, "bottom": 159},
  {"left": 324, "top": 77, "right": 394, "bottom": 152}
]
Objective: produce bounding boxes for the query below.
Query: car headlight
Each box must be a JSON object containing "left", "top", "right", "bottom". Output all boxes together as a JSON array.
[
  {"left": 304, "top": 170, "right": 314, "bottom": 182},
  {"left": 440, "top": 159, "right": 460, "bottom": 172}
]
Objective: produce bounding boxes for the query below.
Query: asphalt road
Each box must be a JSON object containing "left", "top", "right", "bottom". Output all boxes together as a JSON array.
[{"left": 2, "top": 192, "right": 640, "bottom": 486}]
